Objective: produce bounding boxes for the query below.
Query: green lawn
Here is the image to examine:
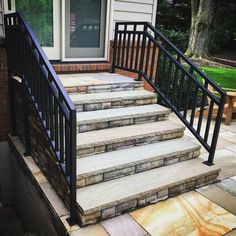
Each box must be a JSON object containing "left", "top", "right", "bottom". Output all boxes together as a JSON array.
[{"left": 201, "top": 67, "right": 236, "bottom": 90}]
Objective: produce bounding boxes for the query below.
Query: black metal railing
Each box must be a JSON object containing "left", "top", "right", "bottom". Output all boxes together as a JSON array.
[
  {"left": 112, "top": 22, "right": 226, "bottom": 165},
  {"left": 5, "top": 13, "right": 77, "bottom": 224}
]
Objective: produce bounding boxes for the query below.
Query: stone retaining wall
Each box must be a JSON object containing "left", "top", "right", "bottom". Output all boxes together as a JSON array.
[{"left": 12, "top": 79, "right": 71, "bottom": 217}]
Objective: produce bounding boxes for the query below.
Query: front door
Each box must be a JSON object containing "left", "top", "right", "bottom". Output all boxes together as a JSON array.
[
  {"left": 4, "top": 0, "right": 61, "bottom": 60},
  {"left": 64, "top": 0, "right": 107, "bottom": 60},
  {"left": 4, "top": 0, "right": 108, "bottom": 61}
]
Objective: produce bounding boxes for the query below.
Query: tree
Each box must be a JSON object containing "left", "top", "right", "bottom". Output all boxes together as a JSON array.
[{"left": 185, "top": 0, "right": 218, "bottom": 59}]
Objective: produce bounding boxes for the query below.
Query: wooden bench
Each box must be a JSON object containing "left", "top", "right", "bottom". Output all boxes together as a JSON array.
[{"left": 195, "top": 87, "right": 236, "bottom": 125}]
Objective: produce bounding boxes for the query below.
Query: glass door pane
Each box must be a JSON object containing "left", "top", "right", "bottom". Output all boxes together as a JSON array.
[
  {"left": 65, "top": 0, "right": 107, "bottom": 59},
  {"left": 16, "top": 0, "right": 53, "bottom": 47}
]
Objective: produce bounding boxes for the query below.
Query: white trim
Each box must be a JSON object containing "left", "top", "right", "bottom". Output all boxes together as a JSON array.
[
  {"left": 61, "top": 0, "right": 111, "bottom": 62},
  {"left": 108, "top": 0, "right": 115, "bottom": 62},
  {"left": 44, "top": 0, "right": 60, "bottom": 60},
  {"left": 152, "top": 0, "right": 158, "bottom": 26},
  {"left": 62, "top": 57, "right": 108, "bottom": 62},
  {"left": 61, "top": 0, "right": 65, "bottom": 60},
  {"left": 3, "top": 0, "right": 15, "bottom": 14}
]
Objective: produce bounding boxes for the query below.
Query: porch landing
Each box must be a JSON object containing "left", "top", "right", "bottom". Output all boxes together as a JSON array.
[{"left": 58, "top": 73, "right": 139, "bottom": 87}]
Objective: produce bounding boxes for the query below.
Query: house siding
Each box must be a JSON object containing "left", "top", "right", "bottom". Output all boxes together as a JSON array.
[{"left": 112, "top": 0, "right": 157, "bottom": 31}]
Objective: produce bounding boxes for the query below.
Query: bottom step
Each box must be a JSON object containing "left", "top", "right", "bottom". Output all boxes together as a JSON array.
[{"left": 76, "top": 158, "right": 220, "bottom": 225}]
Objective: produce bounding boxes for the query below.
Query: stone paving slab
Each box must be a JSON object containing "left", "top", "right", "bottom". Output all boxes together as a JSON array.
[
  {"left": 196, "top": 184, "right": 236, "bottom": 215},
  {"left": 224, "top": 229, "right": 236, "bottom": 235},
  {"left": 130, "top": 191, "right": 236, "bottom": 236},
  {"left": 217, "top": 178, "right": 236, "bottom": 197},
  {"left": 231, "top": 176, "right": 236, "bottom": 181},
  {"left": 101, "top": 214, "right": 148, "bottom": 236},
  {"left": 200, "top": 148, "right": 236, "bottom": 180},
  {"left": 70, "top": 224, "right": 108, "bottom": 236}
]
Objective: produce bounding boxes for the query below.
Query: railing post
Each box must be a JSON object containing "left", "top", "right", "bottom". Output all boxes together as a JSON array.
[
  {"left": 111, "top": 23, "right": 118, "bottom": 73},
  {"left": 67, "top": 109, "right": 77, "bottom": 225},
  {"left": 138, "top": 24, "right": 147, "bottom": 81},
  {"left": 204, "top": 94, "right": 226, "bottom": 165},
  {"left": 22, "top": 78, "right": 31, "bottom": 156}
]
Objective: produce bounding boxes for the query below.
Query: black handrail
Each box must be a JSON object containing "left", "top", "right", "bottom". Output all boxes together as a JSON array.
[
  {"left": 4, "top": 13, "right": 77, "bottom": 224},
  {"left": 112, "top": 22, "right": 226, "bottom": 165}
]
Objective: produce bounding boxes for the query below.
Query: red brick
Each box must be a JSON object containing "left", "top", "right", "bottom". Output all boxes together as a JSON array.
[{"left": 0, "top": 41, "right": 11, "bottom": 140}]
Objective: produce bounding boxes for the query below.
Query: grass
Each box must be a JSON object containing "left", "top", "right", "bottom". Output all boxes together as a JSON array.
[{"left": 201, "top": 67, "right": 236, "bottom": 90}]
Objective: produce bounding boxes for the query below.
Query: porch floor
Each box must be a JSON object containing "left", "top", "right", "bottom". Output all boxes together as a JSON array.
[{"left": 58, "top": 73, "right": 138, "bottom": 87}]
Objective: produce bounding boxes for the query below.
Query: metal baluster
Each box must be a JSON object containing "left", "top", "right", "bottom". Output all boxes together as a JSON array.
[
  {"left": 189, "top": 84, "right": 199, "bottom": 126},
  {"left": 54, "top": 99, "right": 59, "bottom": 152},
  {"left": 176, "top": 70, "right": 185, "bottom": 112},
  {"left": 204, "top": 99, "right": 214, "bottom": 143},
  {"left": 144, "top": 38, "right": 151, "bottom": 76},
  {"left": 183, "top": 77, "right": 192, "bottom": 119},
  {"left": 125, "top": 32, "right": 131, "bottom": 68},
  {"left": 121, "top": 25, "right": 127, "bottom": 68},
  {"left": 65, "top": 120, "right": 70, "bottom": 175},
  {"left": 149, "top": 43, "right": 156, "bottom": 82},
  {"left": 130, "top": 25, "right": 136, "bottom": 71},
  {"left": 197, "top": 82, "right": 208, "bottom": 135},
  {"left": 134, "top": 33, "right": 141, "bottom": 71},
  {"left": 138, "top": 24, "right": 147, "bottom": 80},
  {"left": 117, "top": 32, "right": 122, "bottom": 67},
  {"left": 111, "top": 23, "right": 118, "bottom": 72}
]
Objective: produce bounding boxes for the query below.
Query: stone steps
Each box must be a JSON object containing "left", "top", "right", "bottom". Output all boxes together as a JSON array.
[
  {"left": 70, "top": 90, "right": 157, "bottom": 111},
  {"left": 76, "top": 158, "right": 220, "bottom": 225},
  {"left": 77, "top": 104, "right": 170, "bottom": 132},
  {"left": 76, "top": 121, "right": 185, "bottom": 157},
  {"left": 56, "top": 72, "right": 221, "bottom": 227},
  {"left": 58, "top": 73, "right": 143, "bottom": 94},
  {"left": 76, "top": 138, "right": 201, "bottom": 187}
]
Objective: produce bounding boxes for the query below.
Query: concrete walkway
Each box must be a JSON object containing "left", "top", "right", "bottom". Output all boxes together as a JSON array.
[{"left": 69, "top": 116, "right": 236, "bottom": 236}]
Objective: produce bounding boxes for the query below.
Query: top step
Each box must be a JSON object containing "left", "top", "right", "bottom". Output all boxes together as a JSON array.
[{"left": 58, "top": 73, "right": 143, "bottom": 94}]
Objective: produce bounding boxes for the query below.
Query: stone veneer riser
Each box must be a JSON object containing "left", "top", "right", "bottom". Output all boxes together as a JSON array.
[
  {"left": 77, "top": 114, "right": 169, "bottom": 133},
  {"left": 77, "top": 130, "right": 184, "bottom": 158},
  {"left": 75, "top": 97, "right": 157, "bottom": 112},
  {"left": 65, "top": 82, "right": 144, "bottom": 94},
  {"left": 78, "top": 171, "right": 220, "bottom": 226},
  {"left": 76, "top": 149, "right": 201, "bottom": 188}
]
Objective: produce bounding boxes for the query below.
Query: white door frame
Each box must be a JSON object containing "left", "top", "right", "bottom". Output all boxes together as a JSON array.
[
  {"left": 4, "top": 0, "right": 61, "bottom": 60},
  {"left": 61, "top": 0, "right": 111, "bottom": 62},
  {"left": 5, "top": 0, "right": 112, "bottom": 62},
  {"left": 45, "top": 0, "right": 60, "bottom": 60}
]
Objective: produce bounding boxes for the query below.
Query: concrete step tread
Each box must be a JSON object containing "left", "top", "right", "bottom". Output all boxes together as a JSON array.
[
  {"left": 77, "top": 158, "right": 220, "bottom": 214},
  {"left": 77, "top": 138, "right": 201, "bottom": 177},
  {"left": 77, "top": 120, "right": 185, "bottom": 148},
  {"left": 77, "top": 104, "right": 170, "bottom": 124},
  {"left": 70, "top": 90, "right": 156, "bottom": 104},
  {"left": 59, "top": 73, "right": 142, "bottom": 88}
]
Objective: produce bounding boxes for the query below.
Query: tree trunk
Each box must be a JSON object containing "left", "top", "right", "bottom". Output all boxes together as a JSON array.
[{"left": 185, "top": 0, "right": 216, "bottom": 59}]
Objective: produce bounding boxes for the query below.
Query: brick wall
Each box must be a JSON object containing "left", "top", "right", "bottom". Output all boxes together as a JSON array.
[{"left": 0, "top": 39, "right": 11, "bottom": 141}]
